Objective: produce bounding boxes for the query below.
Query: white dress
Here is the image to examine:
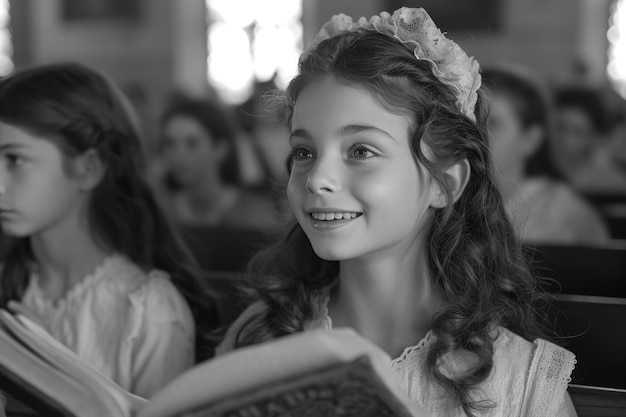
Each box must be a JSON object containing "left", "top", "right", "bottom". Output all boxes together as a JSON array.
[
  {"left": 217, "top": 301, "right": 577, "bottom": 417},
  {"left": 20, "top": 254, "right": 195, "bottom": 398}
]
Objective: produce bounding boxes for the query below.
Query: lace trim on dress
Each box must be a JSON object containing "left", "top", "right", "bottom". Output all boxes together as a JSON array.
[
  {"left": 390, "top": 330, "right": 434, "bottom": 370},
  {"left": 521, "top": 339, "right": 577, "bottom": 417},
  {"left": 27, "top": 256, "right": 115, "bottom": 310}
]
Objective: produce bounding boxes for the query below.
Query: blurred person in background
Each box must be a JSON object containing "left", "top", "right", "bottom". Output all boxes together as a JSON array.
[
  {"left": 157, "top": 99, "right": 285, "bottom": 231},
  {"left": 236, "top": 77, "right": 292, "bottom": 187},
  {"left": 552, "top": 86, "right": 611, "bottom": 185},
  {"left": 483, "top": 67, "right": 609, "bottom": 245},
  {"left": 567, "top": 88, "right": 626, "bottom": 196}
]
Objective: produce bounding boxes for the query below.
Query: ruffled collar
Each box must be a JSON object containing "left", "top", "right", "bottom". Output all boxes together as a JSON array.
[
  {"left": 320, "top": 291, "right": 435, "bottom": 366},
  {"left": 26, "top": 254, "right": 120, "bottom": 310}
]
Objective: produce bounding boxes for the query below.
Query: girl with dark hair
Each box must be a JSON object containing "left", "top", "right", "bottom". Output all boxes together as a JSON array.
[
  {"left": 0, "top": 63, "right": 217, "bottom": 401},
  {"left": 483, "top": 67, "right": 608, "bottom": 244},
  {"left": 217, "top": 8, "right": 577, "bottom": 417}
]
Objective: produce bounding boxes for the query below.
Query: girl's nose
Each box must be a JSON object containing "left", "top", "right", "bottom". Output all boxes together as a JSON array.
[{"left": 305, "top": 158, "right": 342, "bottom": 194}]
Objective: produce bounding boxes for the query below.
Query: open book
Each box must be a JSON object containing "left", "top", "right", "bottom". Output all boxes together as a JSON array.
[
  {"left": 138, "top": 328, "right": 426, "bottom": 417},
  {"left": 1, "top": 310, "right": 426, "bottom": 417},
  {"left": 0, "top": 309, "right": 146, "bottom": 417}
]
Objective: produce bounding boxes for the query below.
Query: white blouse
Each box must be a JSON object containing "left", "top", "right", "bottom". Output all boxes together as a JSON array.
[{"left": 20, "top": 254, "right": 195, "bottom": 398}]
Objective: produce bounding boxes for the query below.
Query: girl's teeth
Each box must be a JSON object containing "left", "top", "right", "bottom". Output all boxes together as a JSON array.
[{"left": 311, "top": 212, "right": 359, "bottom": 220}]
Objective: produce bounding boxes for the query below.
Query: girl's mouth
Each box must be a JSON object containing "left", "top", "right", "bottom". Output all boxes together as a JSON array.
[
  {"left": 310, "top": 212, "right": 361, "bottom": 221},
  {"left": 308, "top": 212, "right": 363, "bottom": 230}
]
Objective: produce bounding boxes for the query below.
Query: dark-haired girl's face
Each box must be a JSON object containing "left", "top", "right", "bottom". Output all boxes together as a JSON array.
[
  {"left": 0, "top": 123, "right": 86, "bottom": 237},
  {"left": 161, "top": 115, "right": 225, "bottom": 188},
  {"left": 287, "top": 77, "right": 437, "bottom": 262}
]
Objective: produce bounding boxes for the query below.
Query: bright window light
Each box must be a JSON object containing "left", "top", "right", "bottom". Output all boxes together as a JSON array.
[
  {"left": 608, "top": 0, "right": 626, "bottom": 98},
  {"left": 206, "top": 0, "right": 302, "bottom": 104},
  {"left": 0, "top": 0, "right": 12, "bottom": 76},
  {"left": 208, "top": 22, "right": 254, "bottom": 104}
]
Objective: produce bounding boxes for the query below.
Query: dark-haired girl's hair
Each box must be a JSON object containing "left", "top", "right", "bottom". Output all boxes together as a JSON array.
[
  {"left": 481, "top": 68, "right": 562, "bottom": 180},
  {"left": 233, "top": 32, "right": 546, "bottom": 416},
  {"left": 0, "top": 63, "right": 219, "bottom": 360}
]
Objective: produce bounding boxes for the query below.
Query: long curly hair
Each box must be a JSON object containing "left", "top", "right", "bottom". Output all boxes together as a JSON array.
[
  {"left": 233, "top": 32, "right": 546, "bottom": 415},
  {"left": 0, "top": 63, "right": 219, "bottom": 360}
]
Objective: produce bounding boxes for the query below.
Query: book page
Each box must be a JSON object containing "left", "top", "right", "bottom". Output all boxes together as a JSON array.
[
  {"left": 0, "top": 310, "right": 146, "bottom": 416},
  {"left": 0, "top": 326, "right": 107, "bottom": 416}
]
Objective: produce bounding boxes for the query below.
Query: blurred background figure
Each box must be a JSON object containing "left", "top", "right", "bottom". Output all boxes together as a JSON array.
[
  {"left": 156, "top": 98, "right": 285, "bottom": 231},
  {"left": 552, "top": 86, "right": 612, "bottom": 184},
  {"left": 567, "top": 87, "right": 626, "bottom": 196},
  {"left": 483, "top": 67, "right": 609, "bottom": 245}
]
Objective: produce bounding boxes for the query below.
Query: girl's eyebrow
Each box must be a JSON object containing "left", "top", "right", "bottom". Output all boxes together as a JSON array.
[
  {"left": 0, "top": 143, "right": 28, "bottom": 152},
  {"left": 289, "top": 129, "right": 312, "bottom": 142},
  {"left": 290, "top": 125, "right": 398, "bottom": 142},
  {"left": 339, "top": 124, "right": 397, "bottom": 142}
]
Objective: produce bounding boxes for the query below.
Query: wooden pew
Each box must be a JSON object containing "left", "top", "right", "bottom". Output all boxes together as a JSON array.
[
  {"left": 550, "top": 295, "right": 626, "bottom": 389},
  {"left": 568, "top": 384, "right": 626, "bottom": 417},
  {"left": 523, "top": 243, "right": 626, "bottom": 391},
  {"left": 523, "top": 243, "right": 626, "bottom": 297},
  {"left": 180, "top": 226, "right": 271, "bottom": 273}
]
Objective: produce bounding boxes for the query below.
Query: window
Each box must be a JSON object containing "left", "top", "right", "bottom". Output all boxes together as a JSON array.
[
  {"left": 206, "top": 0, "right": 302, "bottom": 104},
  {"left": 608, "top": 0, "right": 626, "bottom": 98},
  {"left": 0, "top": 0, "right": 12, "bottom": 76}
]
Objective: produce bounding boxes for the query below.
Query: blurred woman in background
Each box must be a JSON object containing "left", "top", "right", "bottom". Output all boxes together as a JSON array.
[
  {"left": 157, "top": 99, "right": 284, "bottom": 231},
  {"left": 483, "top": 67, "right": 609, "bottom": 245}
]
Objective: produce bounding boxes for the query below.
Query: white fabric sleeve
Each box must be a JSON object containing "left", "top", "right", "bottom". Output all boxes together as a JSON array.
[
  {"left": 521, "top": 339, "right": 577, "bottom": 417},
  {"left": 554, "top": 391, "right": 578, "bottom": 417},
  {"left": 126, "top": 272, "right": 196, "bottom": 398}
]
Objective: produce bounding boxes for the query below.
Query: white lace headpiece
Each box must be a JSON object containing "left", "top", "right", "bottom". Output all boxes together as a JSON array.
[{"left": 305, "top": 7, "right": 482, "bottom": 121}]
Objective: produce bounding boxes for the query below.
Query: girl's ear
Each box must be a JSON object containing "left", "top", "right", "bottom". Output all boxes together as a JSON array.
[
  {"left": 75, "top": 149, "right": 106, "bottom": 191},
  {"left": 430, "top": 159, "right": 471, "bottom": 208}
]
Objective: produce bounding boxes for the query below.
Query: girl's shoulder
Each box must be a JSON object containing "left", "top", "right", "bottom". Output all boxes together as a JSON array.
[
  {"left": 100, "top": 255, "right": 191, "bottom": 320},
  {"left": 396, "top": 327, "right": 575, "bottom": 416},
  {"left": 482, "top": 328, "right": 575, "bottom": 416},
  {"left": 108, "top": 256, "right": 192, "bottom": 322},
  {"left": 492, "top": 327, "right": 575, "bottom": 386},
  {"left": 493, "top": 328, "right": 576, "bottom": 416}
]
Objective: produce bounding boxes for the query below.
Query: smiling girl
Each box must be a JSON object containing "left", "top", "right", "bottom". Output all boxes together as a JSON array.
[{"left": 217, "top": 8, "right": 577, "bottom": 417}]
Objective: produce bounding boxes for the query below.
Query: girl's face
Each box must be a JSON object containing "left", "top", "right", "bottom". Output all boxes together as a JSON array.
[
  {"left": 0, "top": 122, "right": 85, "bottom": 237},
  {"left": 161, "top": 115, "right": 225, "bottom": 187},
  {"left": 288, "top": 77, "right": 437, "bottom": 262}
]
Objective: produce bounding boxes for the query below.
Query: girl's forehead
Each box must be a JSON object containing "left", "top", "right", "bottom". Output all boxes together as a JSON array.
[
  {"left": 291, "top": 78, "right": 412, "bottom": 138},
  {"left": 0, "top": 122, "right": 63, "bottom": 156},
  {"left": 0, "top": 122, "right": 40, "bottom": 145}
]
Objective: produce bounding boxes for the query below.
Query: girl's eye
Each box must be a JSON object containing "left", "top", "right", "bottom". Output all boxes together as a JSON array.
[
  {"left": 291, "top": 147, "right": 314, "bottom": 162},
  {"left": 349, "top": 145, "right": 376, "bottom": 159},
  {"left": 4, "top": 154, "right": 24, "bottom": 169}
]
